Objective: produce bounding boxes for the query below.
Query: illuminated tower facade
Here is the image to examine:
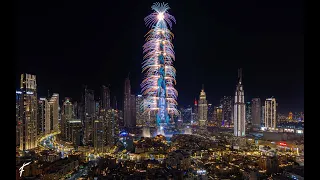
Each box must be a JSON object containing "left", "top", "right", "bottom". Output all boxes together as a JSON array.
[
  {"left": 38, "top": 97, "right": 50, "bottom": 136},
  {"left": 101, "top": 85, "right": 111, "bottom": 110},
  {"left": 251, "top": 98, "right": 261, "bottom": 129},
  {"left": 61, "top": 98, "right": 72, "bottom": 139},
  {"left": 141, "top": 3, "right": 178, "bottom": 132},
  {"left": 84, "top": 88, "right": 95, "bottom": 145},
  {"left": 19, "top": 74, "right": 38, "bottom": 150},
  {"left": 234, "top": 69, "right": 246, "bottom": 137},
  {"left": 49, "top": 93, "right": 59, "bottom": 133},
  {"left": 264, "top": 98, "right": 277, "bottom": 129},
  {"left": 124, "top": 77, "right": 136, "bottom": 128},
  {"left": 198, "top": 85, "right": 208, "bottom": 127},
  {"left": 220, "top": 96, "right": 233, "bottom": 127}
]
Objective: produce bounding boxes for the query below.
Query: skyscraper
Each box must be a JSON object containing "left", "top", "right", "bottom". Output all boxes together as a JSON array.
[
  {"left": 84, "top": 88, "right": 95, "bottom": 145},
  {"left": 49, "top": 93, "right": 59, "bottom": 132},
  {"left": 19, "top": 73, "right": 38, "bottom": 150},
  {"left": 136, "top": 95, "right": 145, "bottom": 126},
  {"left": 261, "top": 105, "right": 265, "bottom": 127},
  {"left": 207, "top": 104, "right": 213, "bottom": 125},
  {"left": 16, "top": 91, "right": 22, "bottom": 147},
  {"left": 181, "top": 106, "right": 192, "bottom": 124},
  {"left": 192, "top": 98, "right": 198, "bottom": 125},
  {"left": 61, "top": 98, "right": 73, "bottom": 139},
  {"left": 105, "top": 109, "right": 119, "bottom": 146},
  {"left": 130, "top": 94, "right": 137, "bottom": 127},
  {"left": 124, "top": 77, "right": 132, "bottom": 128},
  {"left": 264, "top": 98, "right": 277, "bottom": 129},
  {"left": 94, "top": 119, "right": 104, "bottom": 152},
  {"left": 234, "top": 69, "right": 246, "bottom": 137},
  {"left": 251, "top": 98, "right": 261, "bottom": 129},
  {"left": 246, "top": 102, "right": 252, "bottom": 124},
  {"left": 38, "top": 98, "right": 50, "bottom": 136},
  {"left": 141, "top": 3, "right": 178, "bottom": 132},
  {"left": 101, "top": 85, "right": 111, "bottom": 110},
  {"left": 213, "top": 105, "right": 223, "bottom": 127},
  {"left": 198, "top": 85, "right": 208, "bottom": 127},
  {"left": 220, "top": 96, "right": 233, "bottom": 127}
]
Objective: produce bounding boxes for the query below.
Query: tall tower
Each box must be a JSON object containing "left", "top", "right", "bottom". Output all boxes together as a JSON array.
[
  {"left": 19, "top": 74, "right": 38, "bottom": 150},
  {"left": 220, "top": 96, "right": 233, "bottom": 127},
  {"left": 136, "top": 95, "right": 145, "bottom": 126},
  {"left": 38, "top": 98, "right": 50, "bottom": 136},
  {"left": 84, "top": 88, "right": 95, "bottom": 145},
  {"left": 264, "top": 98, "right": 277, "bottom": 129},
  {"left": 141, "top": 3, "right": 178, "bottom": 133},
  {"left": 124, "top": 77, "right": 132, "bottom": 128},
  {"left": 251, "top": 98, "right": 261, "bottom": 129},
  {"left": 101, "top": 85, "right": 111, "bottom": 110},
  {"left": 234, "top": 69, "right": 246, "bottom": 137},
  {"left": 207, "top": 104, "right": 213, "bottom": 125},
  {"left": 49, "top": 93, "right": 59, "bottom": 132},
  {"left": 61, "top": 98, "right": 72, "bottom": 139},
  {"left": 198, "top": 85, "right": 208, "bottom": 127}
]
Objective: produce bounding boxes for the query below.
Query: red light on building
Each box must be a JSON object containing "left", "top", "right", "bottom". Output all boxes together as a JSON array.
[{"left": 279, "top": 142, "right": 287, "bottom": 146}]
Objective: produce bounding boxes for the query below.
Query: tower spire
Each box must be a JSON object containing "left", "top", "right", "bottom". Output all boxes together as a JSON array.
[
  {"left": 202, "top": 84, "right": 204, "bottom": 90},
  {"left": 238, "top": 68, "right": 242, "bottom": 84}
]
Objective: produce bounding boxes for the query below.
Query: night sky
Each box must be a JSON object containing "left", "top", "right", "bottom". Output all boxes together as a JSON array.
[{"left": 15, "top": 0, "right": 304, "bottom": 113}]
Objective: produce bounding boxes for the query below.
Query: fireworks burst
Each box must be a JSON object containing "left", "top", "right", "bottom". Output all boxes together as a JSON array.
[{"left": 141, "top": 2, "right": 178, "bottom": 126}]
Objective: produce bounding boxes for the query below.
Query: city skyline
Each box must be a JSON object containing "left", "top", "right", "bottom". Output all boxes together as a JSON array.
[
  {"left": 15, "top": 2, "right": 304, "bottom": 179},
  {"left": 15, "top": 0, "right": 303, "bottom": 113}
]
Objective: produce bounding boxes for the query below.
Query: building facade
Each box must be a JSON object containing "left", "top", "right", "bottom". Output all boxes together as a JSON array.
[
  {"left": 49, "top": 93, "right": 59, "bottom": 133},
  {"left": 101, "top": 85, "right": 111, "bottom": 110},
  {"left": 19, "top": 74, "right": 38, "bottom": 150},
  {"left": 124, "top": 78, "right": 132, "bottom": 128},
  {"left": 198, "top": 86, "right": 208, "bottom": 127},
  {"left": 251, "top": 98, "right": 261, "bottom": 129},
  {"left": 234, "top": 69, "right": 246, "bottom": 137},
  {"left": 264, "top": 98, "right": 277, "bottom": 129},
  {"left": 220, "top": 96, "right": 233, "bottom": 127}
]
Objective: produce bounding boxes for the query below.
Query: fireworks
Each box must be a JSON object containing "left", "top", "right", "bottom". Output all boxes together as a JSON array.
[{"left": 141, "top": 2, "right": 178, "bottom": 126}]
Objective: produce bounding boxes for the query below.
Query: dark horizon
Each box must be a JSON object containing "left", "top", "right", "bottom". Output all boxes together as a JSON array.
[{"left": 15, "top": 0, "right": 304, "bottom": 114}]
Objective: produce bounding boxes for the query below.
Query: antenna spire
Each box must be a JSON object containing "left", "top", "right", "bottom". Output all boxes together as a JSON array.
[{"left": 238, "top": 68, "right": 242, "bottom": 84}]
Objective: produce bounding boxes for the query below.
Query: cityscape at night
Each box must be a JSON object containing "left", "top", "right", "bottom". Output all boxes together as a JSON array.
[{"left": 16, "top": 0, "right": 303, "bottom": 179}]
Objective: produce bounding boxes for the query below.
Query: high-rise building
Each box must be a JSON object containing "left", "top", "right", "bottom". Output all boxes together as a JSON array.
[
  {"left": 136, "top": 95, "right": 145, "bottom": 126},
  {"left": 198, "top": 85, "right": 208, "bottom": 127},
  {"left": 220, "top": 96, "right": 233, "bottom": 127},
  {"left": 246, "top": 102, "right": 252, "bottom": 124},
  {"left": 192, "top": 99, "right": 198, "bottom": 125},
  {"left": 141, "top": 3, "right": 178, "bottom": 131},
  {"left": 181, "top": 106, "right": 192, "bottom": 124},
  {"left": 261, "top": 105, "right": 265, "bottom": 127},
  {"left": 207, "top": 104, "right": 213, "bottom": 125},
  {"left": 130, "top": 94, "right": 136, "bottom": 127},
  {"left": 251, "top": 98, "right": 261, "bottom": 129},
  {"left": 124, "top": 77, "right": 132, "bottom": 128},
  {"left": 94, "top": 119, "right": 104, "bottom": 152},
  {"left": 61, "top": 98, "right": 72, "bottom": 139},
  {"left": 234, "top": 69, "right": 246, "bottom": 137},
  {"left": 49, "top": 93, "right": 59, "bottom": 133},
  {"left": 214, "top": 105, "right": 223, "bottom": 127},
  {"left": 38, "top": 98, "right": 50, "bottom": 136},
  {"left": 101, "top": 85, "right": 111, "bottom": 110},
  {"left": 19, "top": 74, "right": 38, "bottom": 150},
  {"left": 66, "top": 119, "right": 82, "bottom": 148},
  {"left": 264, "top": 98, "right": 277, "bottom": 129},
  {"left": 16, "top": 91, "right": 22, "bottom": 147},
  {"left": 105, "top": 109, "right": 119, "bottom": 146},
  {"left": 84, "top": 88, "right": 95, "bottom": 145}
]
